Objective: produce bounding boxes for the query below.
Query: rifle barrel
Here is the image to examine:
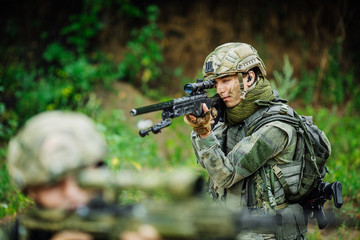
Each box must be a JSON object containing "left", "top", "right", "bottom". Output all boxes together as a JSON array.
[
  {"left": 130, "top": 99, "right": 175, "bottom": 116},
  {"left": 130, "top": 94, "right": 210, "bottom": 117}
]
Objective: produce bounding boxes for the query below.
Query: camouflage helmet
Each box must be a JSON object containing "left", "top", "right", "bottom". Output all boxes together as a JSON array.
[
  {"left": 7, "top": 111, "right": 107, "bottom": 190},
  {"left": 202, "top": 42, "right": 266, "bottom": 80}
]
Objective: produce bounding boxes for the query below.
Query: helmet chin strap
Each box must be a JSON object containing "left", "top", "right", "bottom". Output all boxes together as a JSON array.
[{"left": 238, "top": 73, "right": 257, "bottom": 99}]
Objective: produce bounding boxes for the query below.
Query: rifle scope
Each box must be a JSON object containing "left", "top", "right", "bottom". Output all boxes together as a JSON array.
[{"left": 184, "top": 79, "right": 215, "bottom": 94}]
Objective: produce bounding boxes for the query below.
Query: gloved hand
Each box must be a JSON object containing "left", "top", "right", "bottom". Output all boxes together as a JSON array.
[{"left": 184, "top": 106, "right": 217, "bottom": 135}]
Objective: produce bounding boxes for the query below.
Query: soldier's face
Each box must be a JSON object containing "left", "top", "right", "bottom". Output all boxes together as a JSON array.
[
  {"left": 215, "top": 75, "right": 242, "bottom": 108},
  {"left": 27, "top": 175, "right": 95, "bottom": 210}
]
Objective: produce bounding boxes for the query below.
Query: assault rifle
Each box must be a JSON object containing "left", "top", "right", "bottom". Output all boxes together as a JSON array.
[
  {"left": 130, "top": 79, "right": 224, "bottom": 137},
  {"left": 302, "top": 180, "right": 343, "bottom": 229},
  {"left": 18, "top": 168, "right": 282, "bottom": 240}
]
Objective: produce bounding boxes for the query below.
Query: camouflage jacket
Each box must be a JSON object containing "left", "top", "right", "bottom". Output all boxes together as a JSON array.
[
  {"left": 191, "top": 116, "right": 307, "bottom": 240},
  {"left": 191, "top": 118, "right": 298, "bottom": 207}
]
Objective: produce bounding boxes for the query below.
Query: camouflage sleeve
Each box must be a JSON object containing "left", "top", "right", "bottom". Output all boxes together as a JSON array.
[
  {"left": 191, "top": 121, "right": 294, "bottom": 189},
  {"left": 190, "top": 122, "right": 227, "bottom": 168}
]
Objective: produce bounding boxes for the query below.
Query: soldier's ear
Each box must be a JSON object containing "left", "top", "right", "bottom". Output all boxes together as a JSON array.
[{"left": 247, "top": 71, "right": 256, "bottom": 86}]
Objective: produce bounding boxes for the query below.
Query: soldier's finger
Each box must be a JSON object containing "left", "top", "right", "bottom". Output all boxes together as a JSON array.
[
  {"left": 188, "top": 114, "right": 197, "bottom": 121},
  {"left": 202, "top": 103, "right": 210, "bottom": 113}
]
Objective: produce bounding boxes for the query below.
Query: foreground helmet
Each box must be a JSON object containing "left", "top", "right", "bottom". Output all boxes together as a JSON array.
[
  {"left": 202, "top": 42, "right": 266, "bottom": 80},
  {"left": 7, "top": 111, "right": 107, "bottom": 190}
]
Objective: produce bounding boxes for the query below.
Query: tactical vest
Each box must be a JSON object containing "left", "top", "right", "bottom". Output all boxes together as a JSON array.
[
  {"left": 240, "top": 97, "right": 330, "bottom": 204},
  {"left": 221, "top": 111, "right": 308, "bottom": 240},
  {"left": 224, "top": 113, "right": 293, "bottom": 208},
  {"left": 242, "top": 99, "right": 303, "bottom": 206}
]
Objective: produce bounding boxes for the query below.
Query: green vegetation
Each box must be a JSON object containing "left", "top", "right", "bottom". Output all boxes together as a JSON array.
[
  {"left": 0, "top": 158, "right": 32, "bottom": 217},
  {"left": 270, "top": 55, "right": 298, "bottom": 101},
  {"left": 297, "top": 38, "right": 360, "bottom": 109},
  {"left": 0, "top": 1, "right": 359, "bottom": 238},
  {"left": 118, "top": 5, "right": 167, "bottom": 98},
  {"left": 0, "top": 0, "right": 168, "bottom": 216}
]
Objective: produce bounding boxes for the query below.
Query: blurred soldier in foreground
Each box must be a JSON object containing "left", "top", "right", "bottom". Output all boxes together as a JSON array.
[
  {"left": 1, "top": 110, "right": 281, "bottom": 240},
  {"left": 0, "top": 111, "right": 160, "bottom": 240}
]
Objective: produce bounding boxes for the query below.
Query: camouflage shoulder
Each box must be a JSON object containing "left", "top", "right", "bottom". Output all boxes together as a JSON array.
[{"left": 259, "top": 120, "right": 296, "bottom": 142}]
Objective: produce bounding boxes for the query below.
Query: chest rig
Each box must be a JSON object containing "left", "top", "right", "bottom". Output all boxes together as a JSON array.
[{"left": 222, "top": 96, "right": 305, "bottom": 210}]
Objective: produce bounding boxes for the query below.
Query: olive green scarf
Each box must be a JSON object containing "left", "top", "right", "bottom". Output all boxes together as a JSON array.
[{"left": 226, "top": 77, "right": 274, "bottom": 125}]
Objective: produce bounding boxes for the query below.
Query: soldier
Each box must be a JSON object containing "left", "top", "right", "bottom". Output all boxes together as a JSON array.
[
  {"left": 184, "top": 42, "right": 308, "bottom": 240},
  {"left": 1, "top": 111, "right": 160, "bottom": 240}
]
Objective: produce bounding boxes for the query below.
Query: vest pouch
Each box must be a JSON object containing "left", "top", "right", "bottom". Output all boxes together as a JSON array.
[{"left": 273, "top": 160, "right": 303, "bottom": 196}]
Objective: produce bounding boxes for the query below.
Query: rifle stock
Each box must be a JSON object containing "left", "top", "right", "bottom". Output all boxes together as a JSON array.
[{"left": 302, "top": 180, "right": 343, "bottom": 229}]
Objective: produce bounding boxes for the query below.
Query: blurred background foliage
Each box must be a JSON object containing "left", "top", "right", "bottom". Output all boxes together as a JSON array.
[{"left": 0, "top": 0, "right": 359, "bottom": 237}]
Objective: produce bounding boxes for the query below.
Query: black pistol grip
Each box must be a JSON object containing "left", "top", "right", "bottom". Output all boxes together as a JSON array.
[{"left": 315, "top": 205, "right": 328, "bottom": 229}]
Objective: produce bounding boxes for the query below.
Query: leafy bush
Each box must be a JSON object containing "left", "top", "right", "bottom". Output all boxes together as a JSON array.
[
  {"left": 0, "top": 1, "right": 161, "bottom": 142},
  {"left": 118, "top": 5, "right": 166, "bottom": 98},
  {"left": 298, "top": 38, "right": 360, "bottom": 110},
  {"left": 60, "top": 0, "right": 104, "bottom": 53},
  {"left": 270, "top": 55, "right": 299, "bottom": 101},
  {"left": 320, "top": 38, "right": 358, "bottom": 107},
  {"left": 0, "top": 149, "right": 32, "bottom": 218},
  {"left": 96, "top": 110, "right": 164, "bottom": 170}
]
